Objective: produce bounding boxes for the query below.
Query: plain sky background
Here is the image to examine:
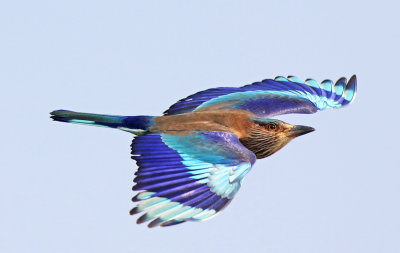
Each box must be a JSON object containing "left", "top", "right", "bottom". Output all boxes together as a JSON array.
[{"left": 1, "top": 1, "right": 399, "bottom": 252}]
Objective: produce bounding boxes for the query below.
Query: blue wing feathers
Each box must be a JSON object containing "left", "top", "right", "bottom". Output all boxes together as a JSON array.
[
  {"left": 342, "top": 75, "right": 357, "bottom": 105},
  {"left": 180, "top": 191, "right": 215, "bottom": 207},
  {"left": 167, "top": 185, "right": 210, "bottom": 201},
  {"left": 334, "top": 77, "right": 346, "bottom": 100},
  {"left": 134, "top": 171, "right": 192, "bottom": 184},
  {"left": 135, "top": 178, "right": 199, "bottom": 192},
  {"left": 164, "top": 87, "right": 240, "bottom": 115},
  {"left": 134, "top": 167, "right": 191, "bottom": 174},
  {"left": 211, "top": 198, "right": 232, "bottom": 212},
  {"left": 130, "top": 132, "right": 255, "bottom": 227},
  {"left": 321, "top": 79, "right": 333, "bottom": 98},
  {"left": 163, "top": 75, "right": 357, "bottom": 117},
  {"left": 305, "top": 79, "right": 323, "bottom": 96},
  {"left": 154, "top": 183, "right": 207, "bottom": 200}
]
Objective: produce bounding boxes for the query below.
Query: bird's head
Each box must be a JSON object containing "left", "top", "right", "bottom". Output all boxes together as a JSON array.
[{"left": 240, "top": 117, "right": 314, "bottom": 159}]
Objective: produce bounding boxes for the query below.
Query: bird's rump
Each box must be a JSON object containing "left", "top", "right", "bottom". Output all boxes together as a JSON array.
[{"left": 130, "top": 131, "right": 256, "bottom": 227}]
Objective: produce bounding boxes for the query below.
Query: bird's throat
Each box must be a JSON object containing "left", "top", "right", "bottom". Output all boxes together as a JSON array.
[{"left": 239, "top": 128, "right": 288, "bottom": 159}]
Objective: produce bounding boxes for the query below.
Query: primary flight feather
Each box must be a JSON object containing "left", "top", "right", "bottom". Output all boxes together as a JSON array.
[{"left": 51, "top": 75, "right": 357, "bottom": 227}]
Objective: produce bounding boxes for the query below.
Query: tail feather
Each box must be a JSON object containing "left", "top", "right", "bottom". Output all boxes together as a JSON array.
[{"left": 50, "top": 110, "right": 155, "bottom": 135}]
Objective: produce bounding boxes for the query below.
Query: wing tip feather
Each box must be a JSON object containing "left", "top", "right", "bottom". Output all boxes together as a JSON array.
[
  {"left": 345, "top": 74, "right": 357, "bottom": 104},
  {"left": 129, "top": 207, "right": 139, "bottom": 215}
]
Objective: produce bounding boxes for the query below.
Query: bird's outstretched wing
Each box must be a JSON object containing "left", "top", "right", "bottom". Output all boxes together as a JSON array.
[
  {"left": 130, "top": 131, "right": 256, "bottom": 227},
  {"left": 164, "top": 75, "right": 357, "bottom": 118}
]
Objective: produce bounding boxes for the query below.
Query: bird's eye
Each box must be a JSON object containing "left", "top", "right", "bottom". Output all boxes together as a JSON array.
[{"left": 266, "top": 123, "right": 278, "bottom": 131}]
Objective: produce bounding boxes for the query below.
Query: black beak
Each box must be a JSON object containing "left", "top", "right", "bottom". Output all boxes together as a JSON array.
[{"left": 289, "top": 125, "right": 315, "bottom": 137}]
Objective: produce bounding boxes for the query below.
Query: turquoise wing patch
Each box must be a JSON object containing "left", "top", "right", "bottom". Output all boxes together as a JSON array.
[
  {"left": 130, "top": 131, "right": 256, "bottom": 227},
  {"left": 164, "top": 75, "right": 357, "bottom": 117}
]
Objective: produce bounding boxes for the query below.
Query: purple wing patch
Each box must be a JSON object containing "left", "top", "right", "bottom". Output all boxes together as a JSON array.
[
  {"left": 130, "top": 131, "right": 255, "bottom": 227},
  {"left": 163, "top": 75, "right": 357, "bottom": 117}
]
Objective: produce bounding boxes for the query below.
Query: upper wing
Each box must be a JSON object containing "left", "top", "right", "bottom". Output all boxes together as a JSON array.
[
  {"left": 164, "top": 75, "right": 357, "bottom": 118},
  {"left": 130, "top": 131, "right": 256, "bottom": 227}
]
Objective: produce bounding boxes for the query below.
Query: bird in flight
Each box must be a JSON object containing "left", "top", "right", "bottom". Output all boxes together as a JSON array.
[{"left": 51, "top": 75, "right": 357, "bottom": 227}]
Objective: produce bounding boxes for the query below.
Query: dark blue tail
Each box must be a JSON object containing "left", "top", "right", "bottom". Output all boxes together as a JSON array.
[{"left": 50, "top": 110, "right": 155, "bottom": 135}]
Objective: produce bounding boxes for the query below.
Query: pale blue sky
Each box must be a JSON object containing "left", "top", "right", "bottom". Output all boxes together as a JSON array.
[{"left": 1, "top": 1, "right": 399, "bottom": 252}]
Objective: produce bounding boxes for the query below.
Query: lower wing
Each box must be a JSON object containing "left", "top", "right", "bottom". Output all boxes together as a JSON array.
[{"left": 130, "top": 131, "right": 256, "bottom": 227}]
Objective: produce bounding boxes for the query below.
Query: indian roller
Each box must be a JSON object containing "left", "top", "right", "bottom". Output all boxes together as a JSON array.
[{"left": 50, "top": 75, "right": 357, "bottom": 227}]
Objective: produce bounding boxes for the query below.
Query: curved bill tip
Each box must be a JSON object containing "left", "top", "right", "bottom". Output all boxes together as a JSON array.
[{"left": 289, "top": 125, "right": 315, "bottom": 137}]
